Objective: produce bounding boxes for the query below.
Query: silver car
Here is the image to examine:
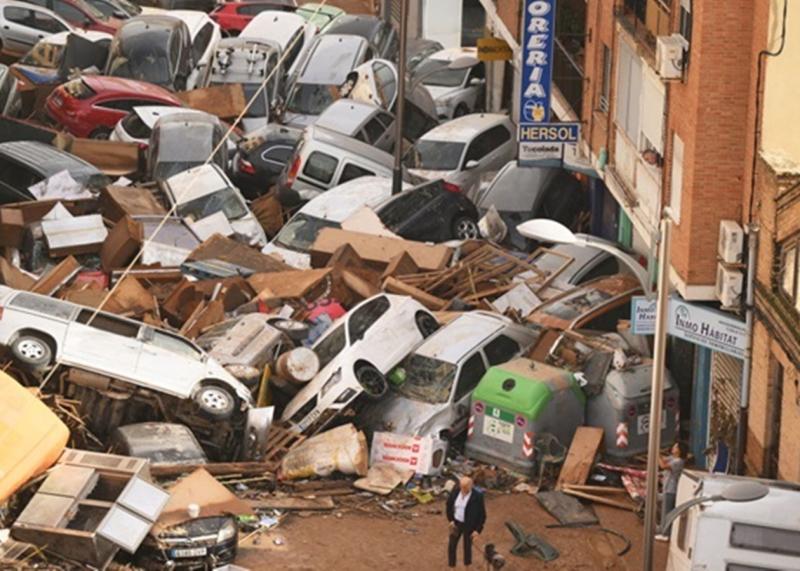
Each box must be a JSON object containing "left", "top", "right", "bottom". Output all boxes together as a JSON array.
[
  {"left": 0, "top": 1, "right": 71, "bottom": 58},
  {"left": 416, "top": 47, "right": 485, "bottom": 120},
  {"left": 0, "top": 286, "right": 252, "bottom": 419},
  {"left": 405, "top": 113, "right": 516, "bottom": 198},
  {"left": 358, "top": 311, "right": 541, "bottom": 468}
]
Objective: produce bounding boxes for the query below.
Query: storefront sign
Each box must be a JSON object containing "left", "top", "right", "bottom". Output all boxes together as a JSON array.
[
  {"left": 477, "top": 37, "right": 512, "bottom": 61},
  {"left": 629, "top": 296, "right": 748, "bottom": 359}
]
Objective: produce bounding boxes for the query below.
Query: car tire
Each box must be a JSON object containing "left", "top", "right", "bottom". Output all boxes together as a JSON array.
[
  {"left": 355, "top": 364, "right": 388, "bottom": 399},
  {"left": 194, "top": 384, "right": 236, "bottom": 420},
  {"left": 415, "top": 311, "right": 439, "bottom": 337},
  {"left": 268, "top": 318, "right": 310, "bottom": 342},
  {"left": 89, "top": 128, "right": 111, "bottom": 140},
  {"left": 11, "top": 335, "right": 53, "bottom": 371},
  {"left": 453, "top": 104, "right": 469, "bottom": 117},
  {"left": 451, "top": 216, "right": 480, "bottom": 240}
]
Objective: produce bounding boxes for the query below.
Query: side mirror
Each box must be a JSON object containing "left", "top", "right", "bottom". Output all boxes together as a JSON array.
[
  {"left": 113, "top": 10, "right": 127, "bottom": 19},
  {"left": 465, "top": 159, "right": 479, "bottom": 170},
  {"left": 469, "top": 77, "right": 484, "bottom": 87}
]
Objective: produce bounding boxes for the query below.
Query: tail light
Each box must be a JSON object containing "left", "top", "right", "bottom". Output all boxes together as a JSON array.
[
  {"left": 443, "top": 181, "right": 462, "bottom": 193},
  {"left": 238, "top": 156, "right": 256, "bottom": 175},
  {"left": 286, "top": 154, "right": 301, "bottom": 186}
]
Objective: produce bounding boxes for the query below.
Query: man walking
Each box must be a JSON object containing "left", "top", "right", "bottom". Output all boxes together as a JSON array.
[{"left": 446, "top": 476, "right": 486, "bottom": 568}]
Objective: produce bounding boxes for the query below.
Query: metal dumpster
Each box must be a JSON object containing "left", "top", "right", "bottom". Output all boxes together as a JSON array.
[
  {"left": 586, "top": 362, "right": 679, "bottom": 458},
  {"left": 465, "top": 358, "right": 585, "bottom": 474}
]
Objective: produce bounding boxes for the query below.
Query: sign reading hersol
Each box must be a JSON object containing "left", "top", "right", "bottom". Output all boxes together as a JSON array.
[{"left": 477, "top": 37, "right": 512, "bottom": 61}]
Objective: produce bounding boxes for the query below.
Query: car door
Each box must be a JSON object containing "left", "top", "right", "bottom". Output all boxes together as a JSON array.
[
  {"left": 346, "top": 295, "right": 400, "bottom": 371},
  {"left": 0, "top": 157, "right": 41, "bottom": 203},
  {"left": 377, "top": 183, "right": 444, "bottom": 241},
  {"left": 53, "top": 0, "right": 91, "bottom": 29},
  {"left": 449, "top": 351, "right": 487, "bottom": 434},
  {"left": 62, "top": 309, "right": 142, "bottom": 379},
  {"left": 475, "top": 125, "right": 513, "bottom": 173},
  {"left": 2, "top": 5, "right": 67, "bottom": 53},
  {"left": 135, "top": 328, "right": 206, "bottom": 397}
]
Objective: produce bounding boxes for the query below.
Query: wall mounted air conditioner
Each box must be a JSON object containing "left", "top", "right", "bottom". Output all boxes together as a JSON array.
[
  {"left": 718, "top": 220, "right": 744, "bottom": 264},
  {"left": 656, "top": 34, "right": 686, "bottom": 79},
  {"left": 715, "top": 263, "right": 743, "bottom": 309}
]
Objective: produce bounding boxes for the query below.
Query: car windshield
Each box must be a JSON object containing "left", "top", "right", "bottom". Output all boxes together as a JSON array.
[
  {"left": 286, "top": 83, "right": 339, "bottom": 116},
  {"left": 419, "top": 61, "right": 468, "bottom": 88},
  {"left": 314, "top": 323, "right": 347, "bottom": 370},
  {"left": 20, "top": 42, "right": 65, "bottom": 69},
  {"left": 242, "top": 83, "right": 268, "bottom": 118},
  {"left": 405, "top": 140, "right": 465, "bottom": 171},
  {"left": 391, "top": 354, "right": 457, "bottom": 404},
  {"left": 115, "top": 0, "right": 141, "bottom": 15},
  {"left": 108, "top": 35, "right": 172, "bottom": 86},
  {"left": 274, "top": 213, "right": 339, "bottom": 252},
  {"left": 175, "top": 187, "right": 248, "bottom": 222}
]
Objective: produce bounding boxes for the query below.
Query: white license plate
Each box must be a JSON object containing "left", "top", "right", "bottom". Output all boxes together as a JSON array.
[
  {"left": 637, "top": 412, "right": 667, "bottom": 435},
  {"left": 171, "top": 547, "right": 207, "bottom": 558},
  {"left": 483, "top": 417, "right": 514, "bottom": 443}
]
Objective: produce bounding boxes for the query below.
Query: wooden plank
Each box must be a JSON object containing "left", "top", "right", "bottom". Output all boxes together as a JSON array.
[
  {"left": 383, "top": 276, "right": 447, "bottom": 310},
  {"left": 556, "top": 426, "right": 604, "bottom": 490},
  {"left": 246, "top": 496, "right": 336, "bottom": 511},
  {"left": 150, "top": 462, "right": 277, "bottom": 478},
  {"left": 31, "top": 256, "right": 80, "bottom": 296},
  {"left": 561, "top": 488, "right": 639, "bottom": 512}
]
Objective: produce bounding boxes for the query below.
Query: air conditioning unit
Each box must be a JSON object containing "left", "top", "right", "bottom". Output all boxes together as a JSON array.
[
  {"left": 718, "top": 220, "right": 744, "bottom": 264},
  {"left": 656, "top": 34, "right": 686, "bottom": 79},
  {"left": 716, "top": 263, "right": 744, "bottom": 308}
]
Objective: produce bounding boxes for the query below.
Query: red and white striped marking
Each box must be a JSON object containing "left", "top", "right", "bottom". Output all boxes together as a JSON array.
[
  {"left": 467, "top": 415, "right": 475, "bottom": 438},
  {"left": 616, "top": 422, "right": 629, "bottom": 449},
  {"left": 522, "top": 431, "right": 535, "bottom": 458}
]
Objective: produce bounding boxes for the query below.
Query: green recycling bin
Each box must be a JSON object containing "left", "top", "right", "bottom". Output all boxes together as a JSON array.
[{"left": 465, "top": 358, "right": 585, "bottom": 474}]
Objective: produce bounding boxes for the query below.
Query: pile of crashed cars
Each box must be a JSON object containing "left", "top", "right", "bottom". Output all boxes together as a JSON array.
[{"left": 0, "top": 0, "right": 680, "bottom": 568}]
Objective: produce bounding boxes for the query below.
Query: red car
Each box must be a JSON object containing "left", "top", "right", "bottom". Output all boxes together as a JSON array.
[
  {"left": 44, "top": 76, "right": 183, "bottom": 139},
  {"left": 210, "top": 1, "right": 296, "bottom": 36},
  {"left": 18, "top": 0, "right": 122, "bottom": 34}
]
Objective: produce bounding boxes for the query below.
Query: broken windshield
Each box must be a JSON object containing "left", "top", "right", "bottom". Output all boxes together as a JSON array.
[
  {"left": 391, "top": 354, "right": 456, "bottom": 404},
  {"left": 275, "top": 213, "right": 339, "bottom": 252},
  {"left": 175, "top": 187, "right": 247, "bottom": 222}
]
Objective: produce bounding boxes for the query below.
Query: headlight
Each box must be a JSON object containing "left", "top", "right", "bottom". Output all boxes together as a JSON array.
[
  {"left": 216, "top": 519, "right": 237, "bottom": 543},
  {"left": 320, "top": 368, "right": 342, "bottom": 398}
]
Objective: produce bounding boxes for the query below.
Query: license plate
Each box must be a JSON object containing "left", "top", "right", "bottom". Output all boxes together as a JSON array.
[
  {"left": 483, "top": 416, "right": 514, "bottom": 443},
  {"left": 170, "top": 547, "right": 207, "bottom": 558},
  {"left": 637, "top": 412, "right": 667, "bottom": 435}
]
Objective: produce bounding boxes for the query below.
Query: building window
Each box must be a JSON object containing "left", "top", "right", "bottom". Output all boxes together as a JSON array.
[
  {"left": 679, "top": 0, "right": 692, "bottom": 44},
  {"left": 779, "top": 238, "right": 800, "bottom": 313},
  {"left": 599, "top": 44, "right": 611, "bottom": 113},
  {"left": 670, "top": 133, "right": 684, "bottom": 224},
  {"left": 614, "top": 40, "right": 642, "bottom": 141}
]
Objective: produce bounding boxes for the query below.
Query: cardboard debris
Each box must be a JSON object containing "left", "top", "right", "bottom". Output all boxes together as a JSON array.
[
  {"left": 100, "top": 186, "right": 166, "bottom": 223},
  {"left": 188, "top": 211, "right": 235, "bottom": 241},
  {"left": 249, "top": 268, "right": 331, "bottom": 301},
  {"left": 310, "top": 228, "right": 451, "bottom": 272},
  {"left": 189, "top": 234, "right": 291, "bottom": 274},
  {"left": 180, "top": 298, "right": 225, "bottom": 339},
  {"left": 0, "top": 208, "right": 25, "bottom": 248},
  {"left": 27, "top": 170, "right": 91, "bottom": 201},
  {"left": 105, "top": 276, "right": 158, "bottom": 316},
  {"left": 556, "top": 427, "right": 604, "bottom": 490},
  {"left": 0, "top": 258, "right": 35, "bottom": 290},
  {"left": 41, "top": 213, "right": 108, "bottom": 257},
  {"left": 250, "top": 192, "right": 284, "bottom": 237},
  {"left": 176, "top": 83, "right": 247, "bottom": 119},
  {"left": 280, "top": 424, "right": 368, "bottom": 480},
  {"left": 246, "top": 495, "right": 336, "bottom": 511},
  {"left": 101, "top": 215, "right": 143, "bottom": 272},
  {"left": 58, "top": 137, "right": 140, "bottom": 176},
  {"left": 383, "top": 276, "right": 447, "bottom": 310},
  {"left": 354, "top": 462, "right": 414, "bottom": 495},
  {"left": 30, "top": 256, "right": 80, "bottom": 296},
  {"left": 340, "top": 206, "right": 401, "bottom": 238},
  {"left": 491, "top": 282, "right": 543, "bottom": 314}
]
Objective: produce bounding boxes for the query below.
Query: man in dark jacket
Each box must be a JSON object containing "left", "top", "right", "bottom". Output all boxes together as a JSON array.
[{"left": 446, "top": 476, "right": 486, "bottom": 568}]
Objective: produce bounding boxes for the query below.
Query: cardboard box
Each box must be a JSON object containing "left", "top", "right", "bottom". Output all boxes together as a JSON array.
[
  {"left": 100, "top": 186, "right": 166, "bottom": 223},
  {"left": 0, "top": 208, "right": 25, "bottom": 248},
  {"left": 101, "top": 216, "right": 143, "bottom": 272}
]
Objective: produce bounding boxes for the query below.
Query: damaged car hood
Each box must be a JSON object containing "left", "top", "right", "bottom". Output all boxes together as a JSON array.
[{"left": 360, "top": 393, "right": 448, "bottom": 437}]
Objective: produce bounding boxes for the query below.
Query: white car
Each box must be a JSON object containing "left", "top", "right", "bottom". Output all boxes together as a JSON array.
[
  {"left": 0, "top": 286, "right": 251, "bottom": 419},
  {"left": 110, "top": 105, "right": 204, "bottom": 144},
  {"left": 239, "top": 10, "right": 316, "bottom": 79},
  {"left": 163, "top": 163, "right": 267, "bottom": 248},
  {"left": 358, "top": 312, "right": 541, "bottom": 455},
  {"left": 170, "top": 10, "right": 221, "bottom": 90},
  {"left": 282, "top": 294, "right": 440, "bottom": 435},
  {"left": 417, "top": 47, "right": 485, "bottom": 120},
  {"left": 406, "top": 113, "right": 516, "bottom": 198},
  {"left": 263, "top": 175, "right": 407, "bottom": 268},
  {"left": 0, "top": 1, "right": 72, "bottom": 58}
]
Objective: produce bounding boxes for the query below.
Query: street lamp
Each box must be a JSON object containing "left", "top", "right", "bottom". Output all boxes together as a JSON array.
[
  {"left": 516, "top": 218, "right": 652, "bottom": 295},
  {"left": 657, "top": 480, "right": 769, "bottom": 536}
]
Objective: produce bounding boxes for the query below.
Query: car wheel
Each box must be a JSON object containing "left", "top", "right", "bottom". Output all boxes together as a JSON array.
[
  {"left": 268, "top": 318, "right": 310, "bottom": 342},
  {"left": 452, "top": 216, "right": 479, "bottom": 240},
  {"left": 453, "top": 104, "right": 469, "bottom": 117},
  {"left": 355, "top": 364, "right": 388, "bottom": 399},
  {"left": 89, "top": 128, "right": 111, "bottom": 140},
  {"left": 415, "top": 311, "right": 439, "bottom": 337},
  {"left": 11, "top": 335, "right": 53, "bottom": 371},
  {"left": 194, "top": 384, "right": 236, "bottom": 420}
]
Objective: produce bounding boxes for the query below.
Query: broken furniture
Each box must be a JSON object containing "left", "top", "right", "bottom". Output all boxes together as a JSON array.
[{"left": 11, "top": 449, "right": 169, "bottom": 569}]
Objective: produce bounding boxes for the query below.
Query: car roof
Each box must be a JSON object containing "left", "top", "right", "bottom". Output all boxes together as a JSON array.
[
  {"left": 81, "top": 75, "right": 178, "bottom": 99},
  {"left": 298, "top": 34, "right": 367, "bottom": 83},
  {"left": 315, "top": 100, "right": 380, "bottom": 135},
  {"left": 323, "top": 14, "right": 381, "bottom": 37},
  {"left": 240, "top": 10, "right": 307, "bottom": 48},
  {"left": 169, "top": 10, "right": 212, "bottom": 35},
  {"left": 415, "top": 312, "right": 509, "bottom": 364},
  {"left": 419, "top": 113, "right": 510, "bottom": 143},
  {"left": 165, "top": 163, "right": 228, "bottom": 203},
  {"left": 429, "top": 46, "right": 478, "bottom": 62},
  {"left": 156, "top": 110, "right": 219, "bottom": 128},
  {"left": 35, "top": 30, "right": 110, "bottom": 46},
  {"left": 119, "top": 14, "right": 184, "bottom": 36},
  {"left": 133, "top": 105, "right": 203, "bottom": 128},
  {"left": 306, "top": 124, "right": 394, "bottom": 167},
  {"left": 0, "top": 141, "right": 100, "bottom": 180},
  {"left": 299, "top": 176, "right": 396, "bottom": 222}
]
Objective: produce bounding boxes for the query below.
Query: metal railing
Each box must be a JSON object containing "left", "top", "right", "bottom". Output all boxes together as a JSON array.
[{"left": 617, "top": 0, "right": 672, "bottom": 56}]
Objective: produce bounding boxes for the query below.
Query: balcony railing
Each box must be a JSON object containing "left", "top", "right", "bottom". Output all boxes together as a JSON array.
[{"left": 617, "top": 0, "right": 671, "bottom": 57}]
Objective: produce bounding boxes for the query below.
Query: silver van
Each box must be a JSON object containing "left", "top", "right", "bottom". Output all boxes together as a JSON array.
[
  {"left": 276, "top": 123, "right": 394, "bottom": 206},
  {"left": 282, "top": 33, "right": 370, "bottom": 128},
  {"left": 315, "top": 99, "right": 395, "bottom": 152}
]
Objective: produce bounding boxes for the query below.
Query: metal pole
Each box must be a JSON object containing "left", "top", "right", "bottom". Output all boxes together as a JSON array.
[
  {"left": 392, "top": 0, "right": 408, "bottom": 195},
  {"left": 642, "top": 214, "right": 672, "bottom": 570},
  {"left": 735, "top": 225, "right": 758, "bottom": 474}
]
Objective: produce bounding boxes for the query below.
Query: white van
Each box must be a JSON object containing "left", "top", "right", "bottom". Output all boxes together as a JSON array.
[{"left": 666, "top": 471, "right": 800, "bottom": 571}]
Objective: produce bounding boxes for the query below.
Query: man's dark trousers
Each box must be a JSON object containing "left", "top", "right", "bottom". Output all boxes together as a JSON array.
[{"left": 446, "top": 488, "right": 486, "bottom": 568}]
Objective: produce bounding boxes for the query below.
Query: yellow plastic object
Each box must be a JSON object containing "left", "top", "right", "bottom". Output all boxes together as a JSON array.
[
  {"left": 256, "top": 364, "right": 272, "bottom": 407},
  {"left": 0, "top": 370, "right": 69, "bottom": 503}
]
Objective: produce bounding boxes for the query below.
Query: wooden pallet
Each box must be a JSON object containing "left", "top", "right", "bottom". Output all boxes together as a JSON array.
[{"left": 262, "top": 423, "right": 306, "bottom": 469}]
